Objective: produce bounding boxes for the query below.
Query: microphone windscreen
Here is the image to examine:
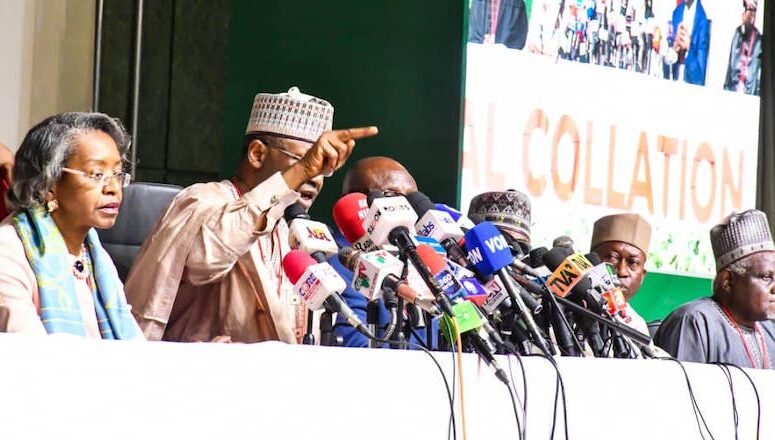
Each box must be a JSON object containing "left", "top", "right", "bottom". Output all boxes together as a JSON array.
[
  {"left": 366, "top": 189, "right": 384, "bottom": 206},
  {"left": 333, "top": 193, "right": 369, "bottom": 243},
  {"left": 552, "top": 235, "right": 575, "bottom": 249},
  {"left": 282, "top": 249, "right": 316, "bottom": 284},
  {"left": 543, "top": 246, "right": 573, "bottom": 272},
  {"left": 405, "top": 191, "right": 436, "bottom": 217},
  {"left": 435, "top": 203, "right": 463, "bottom": 222},
  {"left": 416, "top": 244, "right": 448, "bottom": 275},
  {"left": 529, "top": 246, "right": 548, "bottom": 268},
  {"left": 585, "top": 252, "right": 602, "bottom": 266},
  {"left": 283, "top": 202, "right": 309, "bottom": 223}
]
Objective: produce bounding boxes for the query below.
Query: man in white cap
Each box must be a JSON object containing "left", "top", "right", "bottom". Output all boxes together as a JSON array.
[
  {"left": 125, "top": 87, "right": 377, "bottom": 343},
  {"left": 655, "top": 209, "right": 775, "bottom": 368},
  {"left": 590, "top": 213, "right": 652, "bottom": 335}
]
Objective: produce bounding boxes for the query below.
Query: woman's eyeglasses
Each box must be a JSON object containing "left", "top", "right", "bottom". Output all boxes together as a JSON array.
[{"left": 61, "top": 167, "right": 132, "bottom": 188}]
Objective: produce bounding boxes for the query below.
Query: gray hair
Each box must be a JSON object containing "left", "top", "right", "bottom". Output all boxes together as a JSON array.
[
  {"left": 7, "top": 112, "right": 131, "bottom": 211},
  {"left": 712, "top": 254, "right": 755, "bottom": 294}
]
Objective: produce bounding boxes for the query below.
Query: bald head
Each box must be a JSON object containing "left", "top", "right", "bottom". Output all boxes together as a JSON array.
[{"left": 342, "top": 156, "right": 418, "bottom": 196}]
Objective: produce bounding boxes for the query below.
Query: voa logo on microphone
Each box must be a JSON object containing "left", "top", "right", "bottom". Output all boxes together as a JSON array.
[
  {"left": 467, "top": 235, "right": 509, "bottom": 265},
  {"left": 484, "top": 235, "right": 508, "bottom": 253}
]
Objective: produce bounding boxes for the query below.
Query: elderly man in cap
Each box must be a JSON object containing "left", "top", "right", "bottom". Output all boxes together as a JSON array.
[
  {"left": 125, "top": 87, "right": 377, "bottom": 343},
  {"left": 590, "top": 213, "right": 652, "bottom": 335},
  {"left": 655, "top": 210, "right": 775, "bottom": 368}
]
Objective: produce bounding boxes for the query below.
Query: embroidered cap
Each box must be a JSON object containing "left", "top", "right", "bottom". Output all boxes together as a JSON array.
[
  {"left": 467, "top": 190, "right": 531, "bottom": 244},
  {"left": 711, "top": 209, "right": 775, "bottom": 271},
  {"left": 245, "top": 86, "right": 334, "bottom": 143},
  {"left": 591, "top": 213, "right": 652, "bottom": 254}
]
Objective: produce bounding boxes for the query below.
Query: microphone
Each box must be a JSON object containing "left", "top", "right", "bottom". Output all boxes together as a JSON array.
[
  {"left": 332, "top": 193, "right": 380, "bottom": 253},
  {"left": 439, "top": 301, "right": 510, "bottom": 385},
  {"left": 543, "top": 246, "right": 606, "bottom": 356},
  {"left": 282, "top": 250, "right": 373, "bottom": 338},
  {"left": 406, "top": 192, "right": 465, "bottom": 243},
  {"left": 464, "top": 222, "right": 551, "bottom": 355},
  {"left": 435, "top": 203, "right": 476, "bottom": 229},
  {"left": 338, "top": 247, "right": 440, "bottom": 315},
  {"left": 285, "top": 203, "right": 338, "bottom": 263},
  {"left": 416, "top": 244, "right": 509, "bottom": 349},
  {"left": 416, "top": 244, "right": 469, "bottom": 302},
  {"left": 406, "top": 192, "right": 470, "bottom": 268},
  {"left": 584, "top": 252, "right": 630, "bottom": 320},
  {"left": 361, "top": 195, "right": 455, "bottom": 316}
]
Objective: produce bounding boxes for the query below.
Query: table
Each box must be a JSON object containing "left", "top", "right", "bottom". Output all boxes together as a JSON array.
[{"left": 0, "top": 334, "right": 771, "bottom": 439}]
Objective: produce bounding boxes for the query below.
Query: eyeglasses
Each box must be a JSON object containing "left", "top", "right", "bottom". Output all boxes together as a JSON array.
[
  {"left": 61, "top": 167, "right": 132, "bottom": 188},
  {"left": 267, "top": 145, "right": 304, "bottom": 161}
]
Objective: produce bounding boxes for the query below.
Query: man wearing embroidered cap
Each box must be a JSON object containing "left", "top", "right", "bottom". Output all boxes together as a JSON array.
[
  {"left": 467, "top": 190, "right": 532, "bottom": 256},
  {"left": 590, "top": 213, "right": 652, "bottom": 336},
  {"left": 655, "top": 209, "right": 775, "bottom": 368},
  {"left": 125, "top": 87, "right": 377, "bottom": 343}
]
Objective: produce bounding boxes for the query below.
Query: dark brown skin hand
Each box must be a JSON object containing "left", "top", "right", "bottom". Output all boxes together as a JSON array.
[{"left": 282, "top": 126, "right": 378, "bottom": 189}]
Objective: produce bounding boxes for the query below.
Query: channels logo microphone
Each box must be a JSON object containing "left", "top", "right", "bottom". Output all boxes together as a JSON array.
[
  {"left": 282, "top": 250, "right": 372, "bottom": 337},
  {"left": 360, "top": 195, "right": 455, "bottom": 316},
  {"left": 361, "top": 195, "right": 418, "bottom": 246},
  {"left": 332, "top": 193, "right": 379, "bottom": 252}
]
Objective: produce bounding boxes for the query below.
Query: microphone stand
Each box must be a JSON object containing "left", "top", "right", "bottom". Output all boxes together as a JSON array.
[
  {"left": 319, "top": 310, "right": 340, "bottom": 346},
  {"left": 554, "top": 296, "right": 652, "bottom": 347},
  {"left": 302, "top": 310, "right": 315, "bottom": 345},
  {"left": 366, "top": 300, "right": 381, "bottom": 348}
]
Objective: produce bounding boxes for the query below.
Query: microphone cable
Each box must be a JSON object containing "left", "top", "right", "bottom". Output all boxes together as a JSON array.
[
  {"left": 714, "top": 363, "right": 739, "bottom": 440},
  {"left": 506, "top": 352, "right": 528, "bottom": 440},
  {"left": 526, "top": 353, "right": 569, "bottom": 440},
  {"left": 360, "top": 332, "right": 457, "bottom": 440},
  {"left": 661, "top": 357, "right": 716, "bottom": 440},
  {"left": 713, "top": 362, "right": 762, "bottom": 440}
]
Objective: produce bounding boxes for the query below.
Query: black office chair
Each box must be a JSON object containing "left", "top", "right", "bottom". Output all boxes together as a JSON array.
[
  {"left": 647, "top": 320, "right": 662, "bottom": 339},
  {"left": 97, "top": 182, "right": 182, "bottom": 282}
]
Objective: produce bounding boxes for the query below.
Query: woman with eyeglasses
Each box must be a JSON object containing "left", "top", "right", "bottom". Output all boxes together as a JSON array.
[{"left": 0, "top": 112, "right": 141, "bottom": 339}]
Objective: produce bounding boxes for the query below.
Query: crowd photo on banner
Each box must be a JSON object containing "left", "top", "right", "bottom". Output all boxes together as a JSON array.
[{"left": 469, "top": 0, "right": 764, "bottom": 94}]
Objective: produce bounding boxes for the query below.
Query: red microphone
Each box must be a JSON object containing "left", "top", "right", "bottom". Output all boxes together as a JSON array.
[
  {"left": 282, "top": 250, "right": 316, "bottom": 284},
  {"left": 282, "top": 249, "right": 372, "bottom": 336},
  {"left": 332, "top": 193, "right": 379, "bottom": 252}
]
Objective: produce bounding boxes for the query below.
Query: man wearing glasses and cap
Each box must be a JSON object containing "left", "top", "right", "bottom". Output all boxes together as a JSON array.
[
  {"left": 125, "top": 87, "right": 377, "bottom": 343},
  {"left": 655, "top": 209, "right": 775, "bottom": 368}
]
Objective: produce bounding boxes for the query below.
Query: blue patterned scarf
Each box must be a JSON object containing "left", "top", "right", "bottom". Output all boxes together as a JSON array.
[{"left": 12, "top": 207, "right": 138, "bottom": 339}]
